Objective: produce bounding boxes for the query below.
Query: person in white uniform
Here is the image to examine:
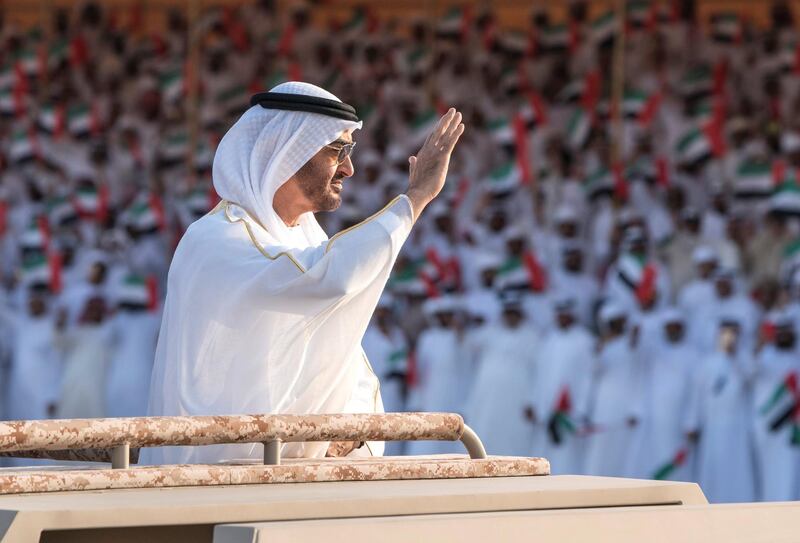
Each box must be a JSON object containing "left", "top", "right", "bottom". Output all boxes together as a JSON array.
[
  {"left": 528, "top": 297, "right": 594, "bottom": 474},
  {"left": 687, "top": 318, "right": 757, "bottom": 503},
  {"left": 751, "top": 316, "right": 800, "bottom": 502},
  {"left": 584, "top": 302, "right": 642, "bottom": 477},
  {"left": 105, "top": 274, "right": 161, "bottom": 418},
  {"left": 467, "top": 290, "right": 541, "bottom": 456}
]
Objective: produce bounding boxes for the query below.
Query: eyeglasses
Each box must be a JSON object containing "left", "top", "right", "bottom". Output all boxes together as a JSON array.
[{"left": 327, "top": 141, "right": 356, "bottom": 165}]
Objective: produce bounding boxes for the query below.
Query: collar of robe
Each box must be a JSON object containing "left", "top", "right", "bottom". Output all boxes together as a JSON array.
[{"left": 250, "top": 92, "right": 360, "bottom": 122}]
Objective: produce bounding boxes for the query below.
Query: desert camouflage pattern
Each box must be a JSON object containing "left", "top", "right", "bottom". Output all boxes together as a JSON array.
[
  {"left": 0, "top": 448, "right": 140, "bottom": 463},
  {"left": 0, "top": 413, "right": 464, "bottom": 453},
  {"left": 0, "top": 455, "right": 549, "bottom": 495}
]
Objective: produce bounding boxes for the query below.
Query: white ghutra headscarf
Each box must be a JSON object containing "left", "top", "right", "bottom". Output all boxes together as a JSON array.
[{"left": 212, "top": 81, "right": 362, "bottom": 248}]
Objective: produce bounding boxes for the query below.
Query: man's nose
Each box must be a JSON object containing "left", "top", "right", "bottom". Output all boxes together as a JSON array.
[{"left": 338, "top": 155, "right": 354, "bottom": 178}]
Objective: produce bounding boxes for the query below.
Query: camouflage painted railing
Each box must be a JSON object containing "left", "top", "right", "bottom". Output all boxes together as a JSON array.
[{"left": 0, "top": 413, "right": 487, "bottom": 468}]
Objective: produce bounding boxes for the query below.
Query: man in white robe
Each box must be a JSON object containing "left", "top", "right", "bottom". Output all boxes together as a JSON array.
[
  {"left": 6, "top": 288, "right": 61, "bottom": 421},
  {"left": 692, "top": 269, "right": 759, "bottom": 353},
  {"left": 406, "top": 295, "right": 466, "bottom": 455},
  {"left": 146, "top": 82, "right": 464, "bottom": 463},
  {"left": 686, "top": 318, "right": 756, "bottom": 503},
  {"left": 466, "top": 291, "right": 540, "bottom": 457},
  {"left": 528, "top": 297, "right": 594, "bottom": 474},
  {"left": 57, "top": 296, "right": 115, "bottom": 419},
  {"left": 632, "top": 309, "right": 699, "bottom": 481},
  {"left": 105, "top": 274, "right": 161, "bottom": 418},
  {"left": 677, "top": 246, "right": 718, "bottom": 318},
  {"left": 550, "top": 243, "right": 598, "bottom": 328},
  {"left": 362, "top": 293, "right": 410, "bottom": 456},
  {"left": 751, "top": 317, "right": 800, "bottom": 502},
  {"left": 584, "top": 302, "right": 642, "bottom": 477}
]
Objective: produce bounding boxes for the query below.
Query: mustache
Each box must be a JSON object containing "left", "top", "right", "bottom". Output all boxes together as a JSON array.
[{"left": 332, "top": 172, "right": 347, "bottom": 182}]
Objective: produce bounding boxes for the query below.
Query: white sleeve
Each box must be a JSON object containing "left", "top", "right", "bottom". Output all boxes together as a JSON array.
[{"left": 259, "top": 196, "right": 414, "bottom": 307}]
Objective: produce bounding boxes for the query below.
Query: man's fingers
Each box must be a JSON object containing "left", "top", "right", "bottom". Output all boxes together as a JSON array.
[
  {"left": 408, "top": 155, "right": 417, "bottom": 177},
  {"left": 444, "top": 112, "right": 463, "bottom": 139},
  {"left": 442, "top": 123, "right": 465, "bottom": 153},
  {"left": 431, "top": 108, "right": 456, "bottom": 147}
]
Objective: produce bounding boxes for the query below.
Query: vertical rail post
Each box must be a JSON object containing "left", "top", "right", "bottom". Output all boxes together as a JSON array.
[
  {"left": 111, "top": 443, "right": 130, "bottom": 469},
  {"left": 264, "top": 440, "right": 281, "bottom": 465}
]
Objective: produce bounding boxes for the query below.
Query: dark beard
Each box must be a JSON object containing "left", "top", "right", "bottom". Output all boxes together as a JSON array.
[{"left": 295, "top": 159, "right": 342, "bottom": 212}]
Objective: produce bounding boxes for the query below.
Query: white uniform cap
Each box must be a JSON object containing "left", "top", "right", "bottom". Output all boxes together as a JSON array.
[
  {"left": 692, "top": 245, "right": 718, "bottom": 264},
  {"left": 599, "top": 301, "right": 626, "bottom": 324}
]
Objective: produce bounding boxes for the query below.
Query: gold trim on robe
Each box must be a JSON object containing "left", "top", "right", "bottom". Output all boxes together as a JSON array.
[{"left": 223, "top": 201, "right": 307, "bottom": 273}]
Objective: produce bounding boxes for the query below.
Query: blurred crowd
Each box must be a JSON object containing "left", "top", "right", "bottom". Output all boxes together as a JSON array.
[{"left": 2, "top": 0, "right": 800, "bottom": 502}]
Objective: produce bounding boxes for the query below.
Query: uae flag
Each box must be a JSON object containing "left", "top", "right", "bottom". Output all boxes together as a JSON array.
[
  {"left": 622, "top": 89, "right": 661, "bottom": 126},
  {"left": 15, "top": 48, "right": 40, "bottom": 78},
  {"left": 486, "top": 161, "right": 522, "bottom": 194},
  {"left": 388, "top": 258, "right": 438, "bottom": 297},
  {"left": 37, "top": 104, "right": 66, "bottom": 136},
  {"left": 159, "top": 69, "right": 185, "bottom": 104},
  {"left": 688, "top": 98, "right": 724, "bottom": 124},
  {"left": 557, "top": 78, "right": 585, "bottom": 104},
  {"left": 626, "top": 157, "right": 658, "bottom": 185},
  {"left": 125, "top": 194, "right": 166, "bottom": 233},
  {"left": 675, "top": 123, "right": 724, "bottom": 168},
  {"left": 711, "top": 13, "right": 743, "bottom": 44},
  {"left": 566, "top": 107, "right": 592, "bottom": 151},
  {"left": 496, "top": 252, "right": 547, "bottom": 292},
  {"left": 498, "top": 31, "right": 530, "bottom": 56},
  {"left": 403, "top": 46, "right": 432, "bottom": 75},
  {"left": 47, "top": 196, "right": 78, "bottom": 227},
  {"left": 519, "top": 92, "right": 548, "bottom": 129},
  {"left": 769, "top": 182, "right": 800, "bottom": 217},
  {"left": 627, "top": 0, "right": 655, "bottom": 30},
  {"left": 436, "top": 7, "right": 470, "bottom": 41},
  {"left": 584, "top": 168, "right": 615, "bottom": 200},
  {"left": 8, "top": 127, "right": 40, "bottom": 164},
  {"left": 547, "top": 388, "right": 577, "bottom": 445},
  {"left": 679, "top": 65, "right": 713, "bottom": 100},
  {"left": 73, "top": 185, "right": 108, "bottom": 221},
  {"left": 761, "top": 372, "right": 800, "bottom": 445},
  {"left": 487, "top": 117, "right": 514, "bottom": 147},
  {"left": 733, "top": 160, "right": 774, "bottom": 199},
  {"left": 20, "top": 252, "right": 50, "bottom": 287},
  {"left": 783, "top": 239, "right": 800, "bottom": 274},
  {"left": 385, "top": 348, "right": 410, "bottom": 383},
  {"left": 67, "top": 104, "right": 101, "bottom": 137},
  {"left": 343, "top": 8, "right": 378, "bottom": 37},
  {"left": 118, "top": 274, "right": 159, "bottom": 311},
  {"left": 590, "top": 11, "right": 618, "bottom": 45},
  {"left": 20, "top": 250, "right": 61, "bottom": 293},
  {"left": 617, "top": 253, "right": 658, "bottom": 304},
  {"left": 0, "top": 89, "right": 17, "bottom": 117},
  {"left": 159, "top": 131, "right": 190, "bottom": 166},
  {"left": 652, "top": 447, "right": 689, "bottom": 480},
  {"left": 0, "top": 63, "right": 15, "bottom": 90},
  {"left": 19, "top": 219, "right": 47, "bottom": 250},
  {"left": 47, "top": 39, "right": 69, "bottom": 70},
  {"left": 193, "top": 138, "right": 215, "bottom": 171},
  {"left": 216, "top": 84, "right": 249, "bottom": 117},
  {"left": 780, "top": 44, "right": 800, "bottom": 75},
  {"left": 185, "top": 186, "right": 213, "bottom": 218},
  {"left": 537, "top": 23, "right": 573, "bottom": 54}
]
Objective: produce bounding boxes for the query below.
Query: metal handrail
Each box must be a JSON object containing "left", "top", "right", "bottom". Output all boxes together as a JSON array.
[{"left": 0, "top": 413, "right": 488, "bottom": 468}]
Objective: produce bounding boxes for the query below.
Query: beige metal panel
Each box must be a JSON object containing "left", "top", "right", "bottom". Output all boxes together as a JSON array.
[
  {"left": 213, "top": 502, "right": 800, "bottom": 543},
  {"left": 0, "top": 475, "right": 705, "bottom": 542}
]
